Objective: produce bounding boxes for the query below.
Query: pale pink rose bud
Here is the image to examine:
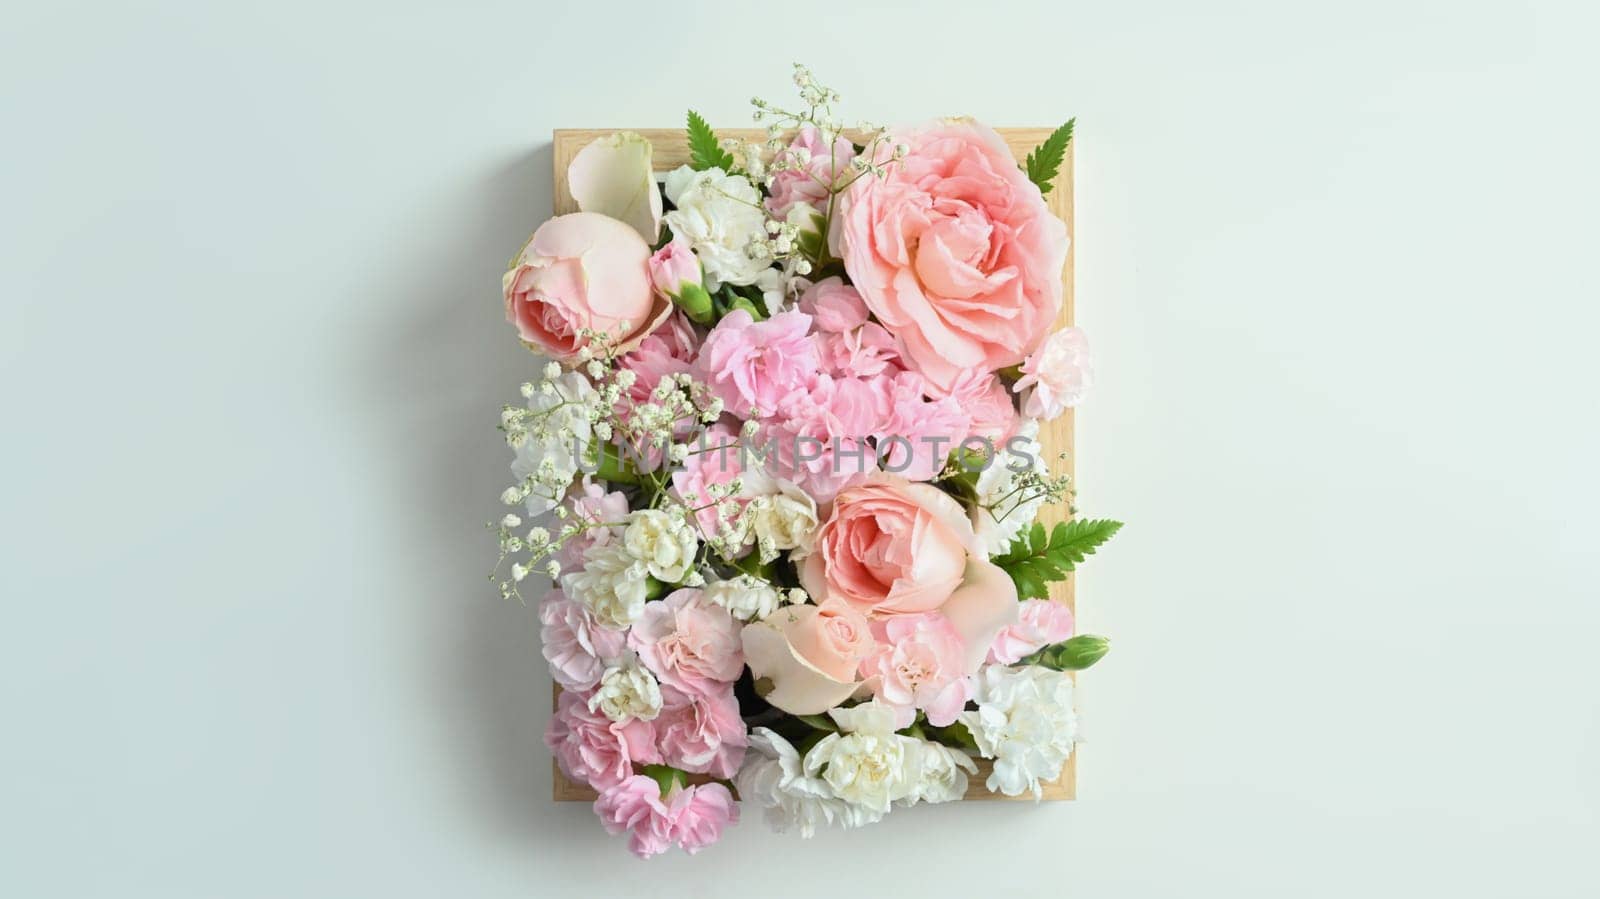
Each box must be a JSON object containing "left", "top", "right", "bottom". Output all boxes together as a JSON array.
[
  {"left": 648, "top": 238, "right": 712, "bottom": 324},
  {"left": 648, "top": 238, "right": 702, "bottom": 296}
]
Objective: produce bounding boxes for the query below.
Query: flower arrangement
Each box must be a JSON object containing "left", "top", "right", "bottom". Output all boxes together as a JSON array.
[{"left": 493, "top": 66, "right": 1121, "bottom": 858}]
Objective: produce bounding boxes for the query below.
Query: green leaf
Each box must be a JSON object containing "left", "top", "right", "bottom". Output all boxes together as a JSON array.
[
  {"left": 686, "top": 110, "right": 735, "bottom": 172},
  {"left": 795, "top": 713, "right": 837, "bottom": 732},
  {"left": 994, "top": 517, "right": 1122, "bottom": 598},
  {"left": 1024, "top": 118, "right": 1075, "bottom": 195}
]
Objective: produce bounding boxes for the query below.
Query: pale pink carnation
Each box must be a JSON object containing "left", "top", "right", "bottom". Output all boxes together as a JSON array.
[
  {"left": 877, "top": 371, "right": 972, "bottom": 481},
  {"left": 988, "top": 599, "right": 1076, "bottom": 664},
  {"left": 1014, "top": 327, "right": 1092, "bottom": 420},
  {"left": 859, "top": 612, "right": 972, "bottom": 728},
  {"left": 594, "top": 775, "right": 675, "bottom": 858},
  {"left": 629, "top": 588, "right": 744, "bottom": 695},
  {"left": 667, "top": 782, "right": 738, "bottom": 854},
  {"left": 697, "top": 309, "right": 820, "bottom": 418},
  {"left": 539, "top": 589, "right": 627, "bottom": 690},
  {"left": 765, "top": 125, "right": 856, "bottom": 219},
  {"left": 554, "top": 480, "right": 630, "bottom": 570},
  {"left": 545, "top": 688, "right": 659, "bottom": 792},
  {"left": 656, "top": 684, "right": 747, "bottom": 778},
  {"left": 593, "top": 777, "right": 739, "bottom": 859}
]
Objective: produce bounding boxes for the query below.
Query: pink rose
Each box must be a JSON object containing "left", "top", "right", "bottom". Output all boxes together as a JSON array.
[
  {"left": 833, "top": 120, "right": 1069, "bottom": 390},
  {"left": 988, "top": 598, "right": 1076, "bottom": 664},
  {"left": 740, "top": 599, "right": 876, "bottom": 715},
  {"left": 798, "top": 277, "right": 870, "bottom": 333},
  {"left": 799, "top": 473, "right": 1019, "bottom": 672},
  {"left": 697, "top": 308, "right": 821, "bottom": 418},
  {"left": 1015, "top": 326, "right": 1093, "bottom": 419},
  {"left": 648, "top": 237, "right": 701, "bottom": 295},
  {"left": 504, "top": 212, "right": 672, "bottom": 360},
  {"left": 545, "top": 687, "right": 659, "bottom": 792},
  {"left": 656, "top": 684, "right": 747, "bottom": 778},
  {"left": 859, "top": 612, "right": 972, "bottom": 727},
  {"left": 539, "top": 589, "right": 627, "bottom": 690},
  {"left": 765, "top": 125, "right": 856, "bottom": 219},
  {"left": 595, "top": 777, "right": 738, "bottom": 859},
  {"left": 629, "top": 588, "right": 744, "bottom": 695},
  {"left": 554, "top": 480, "right": 630, "bottom": 570}
]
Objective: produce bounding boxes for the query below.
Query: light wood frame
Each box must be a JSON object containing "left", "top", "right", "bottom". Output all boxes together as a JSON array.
[{"left": 549, "top": 128, "right": 1076, "bottom": 801}]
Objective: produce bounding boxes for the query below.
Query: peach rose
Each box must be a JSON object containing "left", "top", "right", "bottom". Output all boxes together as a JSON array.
[
  {"left": 503, "top": 212, "right": 671, "bottom": 360},
  {"left": 740, "top": 599, "right": 875, "bottom": 715},
  {"left": 799, "top": 473, "right": 1019, "bottom": 672},
  {"left": 832, "top": 119, "right": 1069, "bottom": 391}
]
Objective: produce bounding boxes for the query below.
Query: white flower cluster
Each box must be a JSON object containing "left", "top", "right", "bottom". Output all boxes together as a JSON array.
[
  {"left": 959, "top": 665, "right": 1079, "bottom": 798},
  {"left": 734, "top": 701, "right": 976, "bottom": 836}
]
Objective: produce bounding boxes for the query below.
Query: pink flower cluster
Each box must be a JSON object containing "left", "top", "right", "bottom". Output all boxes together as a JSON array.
[
  {"left": 543, "top": 586, "right": 749, "bottom": 858},
  {"left": 689, "top": 278, "right": 1019, "bottom": 502}
]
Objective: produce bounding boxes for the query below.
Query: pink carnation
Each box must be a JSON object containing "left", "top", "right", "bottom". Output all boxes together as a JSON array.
[
  {"left": 817, "top": 323, "right": 903, "bottom": 380},
  {"left": 594, "top": 777, "right": 738, "bottom": 859},
  {"left": 656, "top": 684, "right": 747, "bottom": 779},
  {"left": 546, "top": 688, "right": 660, "bottom": 792},
  {"left": 877, "top": 371, "right": 972, "bottom": 481},
  {"left": 670, "top": 422, "right": 771, "bottom": 544},
  {"left": 697, "top": 309, "right": 820, "bottom": 418},
  {"left": 629, "top": 588, "right": 744, "bottom": 695},
  {"left": 860, "top": 612, "right": 972, "bottom": 728},
  {"left": 616, "top": 310, "right": 701, "bottom": 465},
  {"left": 554, "top": 480, "right": 630, "bottom": 570},
  {"left": 765, "top": 125, "right": 856, "bottom": 219},
  {"left": 987, "top": 598, "right": 1076, "bottom": 664},
  {"left": 798, "top": 277, "right": 870, "bottom": 333},
  {"left": 539, "top": 589, "right": 627, "bottom": 690},
  {"left": 765, "top": 374, "right": 886, "bottom": 503},
  {"left": 936, "top": 368, "right": 1019, "bottom": 445}
]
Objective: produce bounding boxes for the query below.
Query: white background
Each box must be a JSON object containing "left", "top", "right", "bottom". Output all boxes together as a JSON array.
[{"left": 4, "top": 1, "right": 1597, "bottom": 895}]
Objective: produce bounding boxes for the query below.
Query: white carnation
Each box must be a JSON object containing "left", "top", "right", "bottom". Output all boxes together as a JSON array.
[
  {"left": 958, "top": 665, "right": 1078, "bottom": 798},
  {"left": 663, "top": 165, "right": 774, "bottom": 289},
  {"left": 560, "top": 543, "right": 648, "bottom": 629},
  {"left": 587, "top": 654, "right": 662, "bottom": 723},
  {"left": 748, "top": 480, "right": 819, "bottom": 562},
  {"left": 803, "top": 701, "right": 925, "bottom": 819},
  {"left": 905, "top": 740, "right": 978, "bottom": 805},
  {"left": 971, "top": 419, "right": 1047, "bottom": 556},
  {"left": 700, "top": 574, "right": 785, "bottom": 622},
  {"left": 622, "top": 509, "right": 698, "bottom": 584},
  {"left": 510, "top": 371, "right": 598, "bottom": 517},
  {"left": 735, "top": 727, "right": 866, "bottom": 838}
]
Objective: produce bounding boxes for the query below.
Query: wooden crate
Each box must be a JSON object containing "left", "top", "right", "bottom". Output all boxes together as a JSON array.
[{"left": 550, "top": 128, "right": 1076, "bottom": 801}]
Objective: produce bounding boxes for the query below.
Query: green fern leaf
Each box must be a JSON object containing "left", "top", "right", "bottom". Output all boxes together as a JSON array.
[
  {"left": 1024, "top": 118, "right": 1075, "bottom": 195},
  {"left": 686, "top": 110, "right": 734, "bottom": 172}
]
